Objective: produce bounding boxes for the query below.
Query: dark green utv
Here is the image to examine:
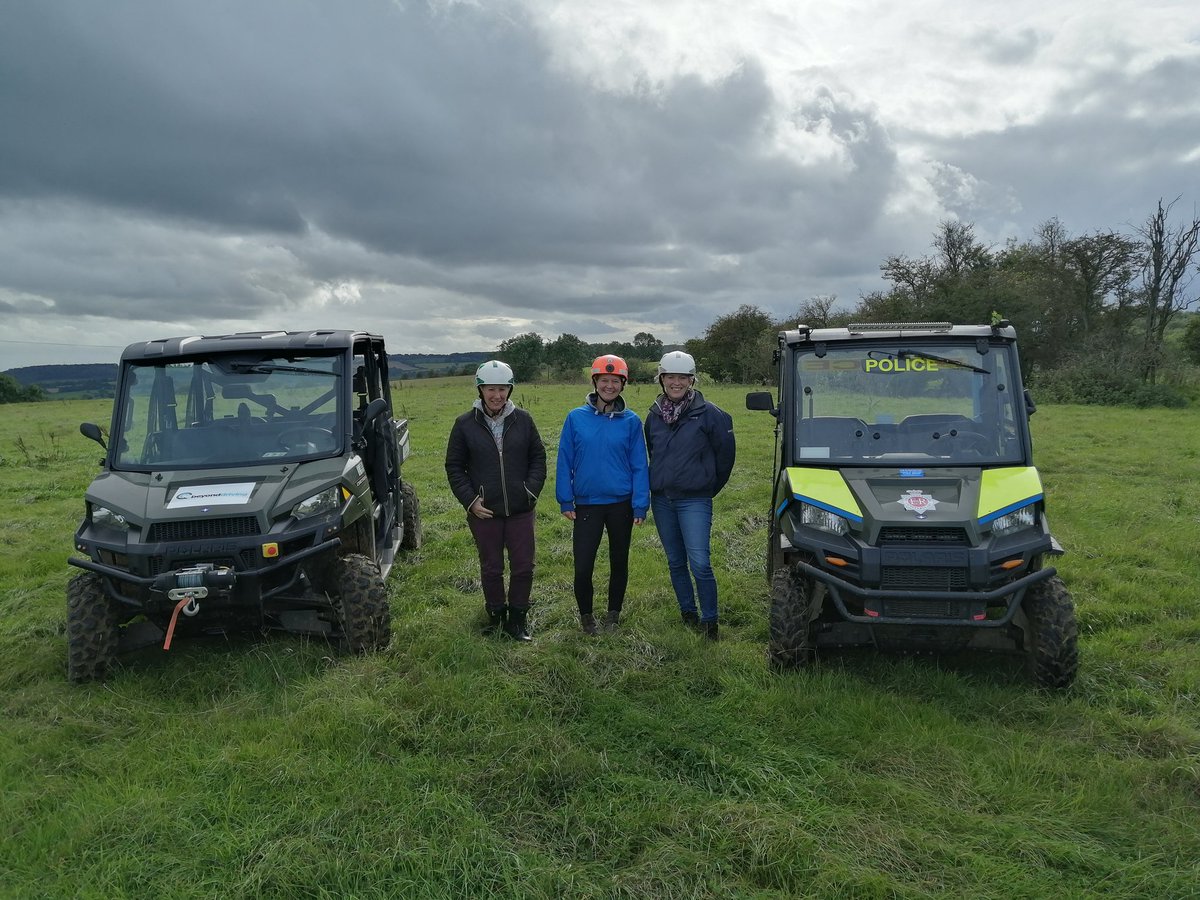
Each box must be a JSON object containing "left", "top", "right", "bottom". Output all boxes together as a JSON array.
[
  {"left": 746, "top": 321, "right": 1078, "bottom": 690},
  {"left": 68, "top": 330, "right": 422, "bottom": 682}
]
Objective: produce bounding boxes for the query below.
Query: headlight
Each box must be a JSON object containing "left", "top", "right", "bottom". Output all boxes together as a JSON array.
[
  {"left": 800, "top": 502, "right": 849, "bottom": 536},
  {"left": 992, "top": 505, "right": 1036, "bottom": 536},
  {"left": 291, "top": 486, "right": 342, "bottom": 520},
  {"left": 91, "top": 505, "right": 130, "bottom": 532}
]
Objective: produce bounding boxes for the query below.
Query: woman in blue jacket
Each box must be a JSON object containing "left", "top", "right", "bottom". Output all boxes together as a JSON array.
[
  {"left": 556, "top": 354, "right": 650, "bottom": 635},
  {"left": 644, "top": 351, "right": 735, "bottom": 640}
]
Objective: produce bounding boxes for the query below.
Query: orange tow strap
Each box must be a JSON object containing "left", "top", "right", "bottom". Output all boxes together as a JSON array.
[{"left": 162, "top": 595, "right": 194, "bottom": 650}]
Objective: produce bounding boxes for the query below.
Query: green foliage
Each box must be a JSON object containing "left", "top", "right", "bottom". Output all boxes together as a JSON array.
[
  {"left": 497, "top": 332, "right": 546, "bottom": 383},
  {"left": 2, "top": 385, "right": 1200, "bottom": 896},
  {"left": 1182, "top": 315, "right": 1200, "bottom": 365},
  {"left": 0, "top": 373, "right": 44, "bottom": 404},
  {"left": 1029, "top": 350, "right": 1189, "bottom": 408},
  {"left": 689, "top": 304, "right": 776, "bottom": 383},
  {"left": 543, "top": 333, "right": 590, "bottom": 381}
]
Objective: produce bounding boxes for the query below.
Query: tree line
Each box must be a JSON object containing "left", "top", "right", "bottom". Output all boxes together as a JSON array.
[
  {"left": 490, "top": 199, "right": 1198, "bottom": 406},
  {"left": 494, "top": 331, "right": 667, "bottom": 383},
  {"left": 677, "top": 198, "right": 1199, "bottom": 406}
]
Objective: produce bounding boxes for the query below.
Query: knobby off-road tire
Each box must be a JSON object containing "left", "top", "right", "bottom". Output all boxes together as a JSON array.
[
  {"left": 768, "top": 564, "right": 819, "bottom": 671},
  {"left": 400, "top": 480, "right": 422, "bottom": 551},
  {"left": 66, "top": 572, "right": 119, "bottom": 683},
  {"left": 333, "top": 553, "right": 391, "bottom": 653},
  {"left": 1022, "top": 574, "right": 1079, "bottom": 691}
]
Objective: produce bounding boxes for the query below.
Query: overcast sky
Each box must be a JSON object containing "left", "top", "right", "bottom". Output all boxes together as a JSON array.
[{"left": 2, "top": 0, "right": 1197, "bottom": 369}]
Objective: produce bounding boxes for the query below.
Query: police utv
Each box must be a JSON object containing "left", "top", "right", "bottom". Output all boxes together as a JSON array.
[
  {"left": 68, "top": 330, "right": 421, "bottom": 682},
  {"left": 746, "top": 321, "right": 1078, "bottom": 689}
]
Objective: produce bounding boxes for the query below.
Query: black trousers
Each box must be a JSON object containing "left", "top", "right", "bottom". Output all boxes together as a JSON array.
[{"left": 572, "top": 500, "right": 634, "bottom": 615}]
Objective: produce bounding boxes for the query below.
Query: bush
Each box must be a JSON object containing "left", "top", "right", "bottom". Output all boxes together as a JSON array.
[{"left": 1029, "top": 357, "right": 1189, "bottom": 408}]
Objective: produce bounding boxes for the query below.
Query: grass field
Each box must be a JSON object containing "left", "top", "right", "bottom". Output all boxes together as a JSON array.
[{"left": 1, "top": 379, "right": 1198, "bottom": 898}]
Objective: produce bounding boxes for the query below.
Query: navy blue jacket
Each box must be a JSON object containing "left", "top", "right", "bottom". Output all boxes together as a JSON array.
[{"left": 644, "top": 390, "right": 735, "bottom": 499}]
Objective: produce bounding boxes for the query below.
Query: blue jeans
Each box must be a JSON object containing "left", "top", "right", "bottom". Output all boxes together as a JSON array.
[{"left": 651, "top": 496, "right": 718, "bottom": 623}]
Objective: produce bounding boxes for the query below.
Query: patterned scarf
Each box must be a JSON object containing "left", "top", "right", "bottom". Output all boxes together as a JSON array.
[
  {"left": 657, "top": 389, "right": 694, "bottom": 426},
  {"left": 474, "top": 398, "right": 514, "bottom": 450}
]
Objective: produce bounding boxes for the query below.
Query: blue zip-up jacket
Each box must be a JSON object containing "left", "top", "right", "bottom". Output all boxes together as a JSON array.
[
  {"left": 644, "top": 390, "right": 736, "bottom": 499},
  {"left": 556, "top": 394, "right": 650, "bottom": 518}
]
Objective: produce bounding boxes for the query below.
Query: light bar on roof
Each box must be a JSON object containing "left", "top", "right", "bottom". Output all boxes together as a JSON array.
[{"left": 846, "top": 322, "right": 953, "bottom": 332}]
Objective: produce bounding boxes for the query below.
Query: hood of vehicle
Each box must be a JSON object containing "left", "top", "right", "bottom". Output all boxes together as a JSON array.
[
  {"left": 85, "top": 457, "right": 355, "bottom": 528},
  {"left": 783, "top": 465, "right": 1043, "bottom": 528}
]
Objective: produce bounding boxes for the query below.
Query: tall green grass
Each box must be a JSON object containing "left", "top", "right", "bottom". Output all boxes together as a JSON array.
[{"left": 1, "top": 384, "right": 1198, "bottom": 898}]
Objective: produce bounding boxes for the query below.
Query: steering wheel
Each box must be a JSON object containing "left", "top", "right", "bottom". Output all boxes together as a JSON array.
[
  {"left": 277, "top": 426, "right": 334, "bottom": 451},
  {"left": 926, "top": 429, "right": 992, "bottom": 456}
]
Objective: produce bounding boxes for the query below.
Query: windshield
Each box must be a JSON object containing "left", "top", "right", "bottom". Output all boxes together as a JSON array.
[
  {"left": 113, "top": 354, "right": 344, "bottom": 469},
  {"left": 790, "top": 340, "right": 1025, "bottom": 466}
]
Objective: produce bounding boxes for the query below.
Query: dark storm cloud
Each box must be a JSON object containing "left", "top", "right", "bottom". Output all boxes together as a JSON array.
[
  {"left": 0, "top": 0, "right": 897, "bottom": 327},
  {"left": 1, "top": 2, "right": 813, "bottom": 260}
]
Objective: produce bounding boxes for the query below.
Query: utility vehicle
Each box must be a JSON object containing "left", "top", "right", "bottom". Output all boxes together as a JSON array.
[
  {"left": 68, "top": 330, "right": 421, "bottom": 682},
  {"left": 746, "top": 321, "right": 1078, "bottom": 689}
]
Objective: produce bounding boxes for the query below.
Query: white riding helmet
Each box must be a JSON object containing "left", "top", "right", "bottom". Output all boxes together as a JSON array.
[
  {"left": 476, "top": 360, "right": 515, "bottom": 388},
  {"left": 657, "top": 350, "right": 697, "bottom": 379}
]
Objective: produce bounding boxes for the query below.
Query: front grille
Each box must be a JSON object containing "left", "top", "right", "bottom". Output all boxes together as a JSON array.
[
  {"left": 879, "top": 526, "right": 968, "bottom": 545},
  {"left": 148, "top": 516, "right": 261, "bottom": 543},
  {"left": 882, "top": 599, "right": 971, "bottom": 618},
  {"left": 881, "top": 566, "right": 969, "bottom": 591}
]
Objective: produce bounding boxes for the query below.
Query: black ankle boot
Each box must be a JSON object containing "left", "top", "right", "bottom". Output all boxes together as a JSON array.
[
  {"left": 580, "top": 613, "right": 598, "bottom": 636},
  {"left": 681, "top": 610, "right": 700, "bottom": 630},
  {"left": 482, "top": 607, "right": 506, "bottom": 636},
  {"left": 701, "top": 619, "right": 719, "bottom": 641},
  {"left": 504, "top": 606, "right": 532, "bottom": 642},
  {"left": 602, "top": 609, "right": 620, "bottom": 634}
]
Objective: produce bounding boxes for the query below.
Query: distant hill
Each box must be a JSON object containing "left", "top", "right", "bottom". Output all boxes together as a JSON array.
[
  {"left": 4, "top": 364, "right": 119, "bottom": 399},
  {"left": 4, "top": 353, "right": 491, "bottom": 399}
]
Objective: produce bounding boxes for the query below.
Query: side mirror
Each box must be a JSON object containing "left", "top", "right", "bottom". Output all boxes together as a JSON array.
[
  {"left": 1024, "top": 389, "right": 1037, "bottom": 417},
  {"left": 362, "top": 397, "right": 389, "bottom": 424},
  {"left": 80, "top": 422, "right": 107, "bottom": 450},
  {"left": 746, "top": 391, "right": 777, "bottom": 416}
]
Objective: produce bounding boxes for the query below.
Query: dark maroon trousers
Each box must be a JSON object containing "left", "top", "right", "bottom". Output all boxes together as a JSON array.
[{"left": 467, "top": 509, "right": 536, "bottom": 611}]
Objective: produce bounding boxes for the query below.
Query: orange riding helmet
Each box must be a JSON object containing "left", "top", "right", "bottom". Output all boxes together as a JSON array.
[{"left": 590, "top": 354, "right": 629, "bottom": 383}]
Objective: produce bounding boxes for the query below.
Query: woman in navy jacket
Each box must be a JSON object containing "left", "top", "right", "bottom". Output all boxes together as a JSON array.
[
  {"left": 556, "top": 354, "right": 650, "bottom": 635},
  {"left": 644, "top": 351, "right": 735, "bottom": 639},
  {"left": 445, "top": 360, "right": 546, "bottom": 640}
]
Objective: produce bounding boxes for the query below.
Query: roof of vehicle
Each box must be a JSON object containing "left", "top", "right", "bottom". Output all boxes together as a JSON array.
[
  {"left": 120, "top": 330, "right": 383, "bottom": 362},
  {"left": 780, "top": 321, "right": 1018, "bottom": 347}
]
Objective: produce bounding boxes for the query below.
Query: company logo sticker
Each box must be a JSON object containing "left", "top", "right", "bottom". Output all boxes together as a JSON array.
[
  {"left": 167, "top": 482, "right": 256, "bottom": 509},
  {"left": 898, "top": 489, "right": 938, "bottom": 519}
]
